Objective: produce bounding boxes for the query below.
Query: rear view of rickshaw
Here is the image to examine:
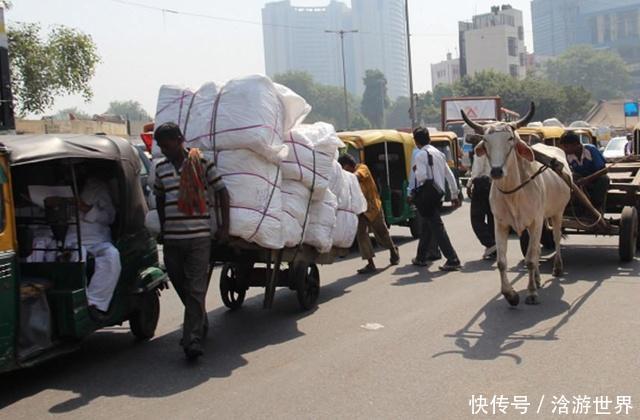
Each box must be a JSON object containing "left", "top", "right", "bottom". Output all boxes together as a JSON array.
[
  {"left": 0, "top": 134, "right": 167, "bottom": 374},
  {"left": 429, "top": 131, "right": 465, "bottom": 203},
  {"left": 339, "top": 130, "right": 422, "bottom": 237}
]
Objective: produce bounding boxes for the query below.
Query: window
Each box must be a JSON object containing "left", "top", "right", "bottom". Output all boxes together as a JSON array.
[
  {"left": 508, "top": 37, "right": 517, "bottom": 56},
  {"left": 509, "top": 65, "right": 519, "bottom": 77},
  {"left": 518, "top": 26, "right": 524, "bottom": 41}
]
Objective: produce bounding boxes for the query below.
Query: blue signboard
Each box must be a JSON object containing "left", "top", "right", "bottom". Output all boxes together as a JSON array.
[{"left": 624, "top": 102, "right": 639, "bottom": 117}]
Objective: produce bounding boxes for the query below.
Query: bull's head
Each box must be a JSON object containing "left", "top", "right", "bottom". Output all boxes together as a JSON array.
[{"left": 461, "top": 103, "right": 536, "bottom": 180}]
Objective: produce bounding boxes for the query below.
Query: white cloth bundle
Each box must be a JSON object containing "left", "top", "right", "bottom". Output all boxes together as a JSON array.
[
  {"left": 346, "top": 171, "right": 367, "bottom": 215},
  {"left": 331, "top": 168, "right": 357, "bottom": 248},
  {"left": 280, "top": 123, "right": 344, "bottom": 198},
  {"left": 304, "top": 190, "right": 338, "bottom": 253},
  {"left": 281, "top": 180, "right": 311, "bottom": 247},
  {"left": 154, "top": 75, "right": 310, "bottom": 164},
  {"left": 215, "top": 149, "right": 284, "bottom": 249}
]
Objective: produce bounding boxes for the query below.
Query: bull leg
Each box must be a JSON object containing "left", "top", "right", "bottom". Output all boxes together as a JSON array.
[
  {"left": 525, "top": 219, "right": 543, "bottom": 305},
  {"left": 551, "top": 214, "right": 564, "bottom": 277},
  {"left": 496, "top": 221, "right": 519, "bottom": 306}
]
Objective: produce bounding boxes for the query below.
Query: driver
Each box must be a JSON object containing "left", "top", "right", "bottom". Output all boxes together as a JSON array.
[
  {"left": 66, "top": 168, "right": 121, "bottom": 321},
  {"left": 559, "top": 131, "right": 609, "bottom": 213}
]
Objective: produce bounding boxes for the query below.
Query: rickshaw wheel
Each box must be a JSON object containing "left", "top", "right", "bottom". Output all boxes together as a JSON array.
[
  {"left": 619, "top": 206, "right": 638, "bottom": 262},
  {"left": 130, "top": 290, "right": 160, "bottom": 340},
  {"left": 409, "top": 216, "right": 422, "bottom": 239},
  {"left": 220, "top": 263, "right": 246, "bottom": 310},
  {"left": 293, "top": 262, "right": 320, "bottom": 311}
]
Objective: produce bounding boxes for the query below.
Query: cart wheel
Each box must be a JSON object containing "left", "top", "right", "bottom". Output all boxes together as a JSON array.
[
  {"left": 409, "top": 216, "right": 422, "bottom": 239},
  {"left": 293, "top": 263, "right": 320, "bottom": 311},
  {"left": 130, "top": 290, "right": 160, "bottom": 340},
  {"left": 220, "top": 263, "right": 246, "bottom": 310},
  {"left": 619, "top": 206, "right": 638, "bottom": 262},
  {"left": 519, "top": 226, "right": 555, "bottom": 257}
]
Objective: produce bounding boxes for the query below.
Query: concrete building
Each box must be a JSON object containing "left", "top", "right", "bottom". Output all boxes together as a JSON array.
[
  {"left": 262, "top": 1, "right": 356, "bottom": 93},
  {"left": 262, "top": 0, "right": 410, "bottom": 99},
  {"left": 458, "top": 5, "right": 527, "bottom": 79},
  {"left": 430, "top": 53, "right": 460, "bottom": 88}
]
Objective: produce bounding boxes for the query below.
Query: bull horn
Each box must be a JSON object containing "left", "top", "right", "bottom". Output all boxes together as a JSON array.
[
  {"left": 461, "top": 110, "right": 484, "bottom": 134},
  {"left": 513, "top": 102, "right": 536, "bottom": 128}
]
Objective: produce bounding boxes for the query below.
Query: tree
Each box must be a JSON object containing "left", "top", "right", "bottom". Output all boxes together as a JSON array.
[
  {"left": 106, "top": 100, "right": 151, "bottom": 121},
  {"left": 361, "top": 69, "right": 390, "bottom": 128},
  {"left": 53, "top": 107, "right": 91, "bottom": 120},
  {"left": 8, "top": 23, "right": 100, "bottom": 115},
  {"left": 545, "top": 45, "right": 631, "bottom": 100},
  {"left": 273, "top": 70, "right": 365, "bottom": 130},
  {"left": 385, "top": 96, "right": 411, "bottom": 129}
]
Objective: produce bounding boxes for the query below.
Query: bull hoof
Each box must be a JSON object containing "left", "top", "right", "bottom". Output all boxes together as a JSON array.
[
  {"left": 525, "top": 295, "right": 540, "bottom": 305},
  {"left": 503, "top": 291, "right": 520, "bottom": 307}
]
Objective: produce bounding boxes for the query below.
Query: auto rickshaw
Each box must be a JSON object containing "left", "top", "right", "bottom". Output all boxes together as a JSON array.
[
  {"left": 516, "top": 126, "right": 565, "bottom": 147},
  {"left": 0, "top": 134, "right": 167, "bottom": 374},
  {"left": 429, "top": 131, "right": 465, "bottom": 202},
  {"left": 338, "top": 130, "right": 422, "bottom": 237}
]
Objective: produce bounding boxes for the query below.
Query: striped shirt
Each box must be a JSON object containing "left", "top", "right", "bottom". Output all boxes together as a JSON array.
[{"left": 154, "top": 153, "right": 225, "bottom": 240}]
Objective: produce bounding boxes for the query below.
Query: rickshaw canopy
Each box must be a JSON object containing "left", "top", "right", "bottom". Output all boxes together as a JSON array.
[
  {"left": 1, "top": 134, "right": 147, "bottom": 235},
  {"left": 517, "top": 126, "right": 565, "bottom": 145}
]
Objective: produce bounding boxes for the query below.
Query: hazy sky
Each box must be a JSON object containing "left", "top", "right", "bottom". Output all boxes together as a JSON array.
[{"left": 8, "top": 0, "right": 533, "bottom": 116}]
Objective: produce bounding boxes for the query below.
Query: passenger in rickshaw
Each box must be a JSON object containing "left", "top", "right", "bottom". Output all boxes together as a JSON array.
[{"left": 559, "top": 131, "right": 609, "bottom": 213}]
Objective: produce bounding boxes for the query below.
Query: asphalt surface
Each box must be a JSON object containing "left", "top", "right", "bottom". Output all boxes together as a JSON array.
[{"left": 2, "top": 203, "right": 640, "bottom": 419}]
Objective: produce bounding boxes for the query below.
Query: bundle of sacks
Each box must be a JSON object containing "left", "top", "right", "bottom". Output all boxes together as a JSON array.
[{"left": 151, "top": 74, "right": 366, "bottom": 251}]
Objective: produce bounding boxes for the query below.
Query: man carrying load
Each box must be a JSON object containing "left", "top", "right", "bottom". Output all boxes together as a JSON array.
[
  {"left": 154, "top": 122, "right": 231, "bottom": 361},
  {"left": 338, "top": 154, "right": 400, "bottom": 275}
]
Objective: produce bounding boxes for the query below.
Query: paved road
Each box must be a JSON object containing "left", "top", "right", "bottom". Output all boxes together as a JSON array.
[{"left": 2, "top": 204, "right": 640, "bottom": 419}]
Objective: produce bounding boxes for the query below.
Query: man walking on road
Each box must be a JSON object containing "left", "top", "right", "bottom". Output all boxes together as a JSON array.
[
  {"left": 339, "top": 154, "right": 399, "bottom": 275},
  {"left": 467, "top": 148, "right": 496, "bottom": 260},
  {"left": 154, "top": 122, "right": 230, "bottom": 360},
  {"left": 411, "top": 127, "right": 462, "bottom": 271}
]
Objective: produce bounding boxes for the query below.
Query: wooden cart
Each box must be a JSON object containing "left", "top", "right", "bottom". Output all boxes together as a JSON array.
[
  {"left": 520, "top": 154, "right": 640, "bottom": 262},
  {"left": 210, "top": 239, "right": 349, "bottom": 311}
]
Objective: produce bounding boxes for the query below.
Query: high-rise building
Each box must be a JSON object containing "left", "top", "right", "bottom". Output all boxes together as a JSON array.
[
  {"left": 531, "top": 0, "right": 580, "bottom": 59},
  {"left": 531, "top": 0, "right": 640, "bottom": 93},
  {"left": 458, "top": 5, "right": 527, "bottom": 79},
  {"left": 262, "top": 0, "right": 409, "bottom": 100},
  {"left": 430, "top": 53, "right": 460, "bottom": 88},
  {"left": 351, "top": 0, "right": 409, "bottom": 99},
  {"left": 262, "top": 1, "right": 355, "bottom": 92}
]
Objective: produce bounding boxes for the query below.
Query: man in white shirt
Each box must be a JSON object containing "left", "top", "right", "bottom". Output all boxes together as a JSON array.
[
  {"left": 468, "top": 151, "right": 496, "bottom": 260},
  {"left": 411, "top": 127, "right": 461, "bottom": 271}
]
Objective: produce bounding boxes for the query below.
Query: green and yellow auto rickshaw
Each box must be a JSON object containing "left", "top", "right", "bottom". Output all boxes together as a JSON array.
[
  {"left": 339, "top": 130, "right": 422, "bottom": 237},
  {"left": 0, "top": 134, "right": 167, "bottom": 374},
  {"left": 429, "top": 131, "right": 465, "bottom": 202}
]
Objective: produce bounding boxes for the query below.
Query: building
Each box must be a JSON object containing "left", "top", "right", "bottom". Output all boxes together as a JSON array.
[
  {"left": 531, "top": 0, "right": 640, "bottom": 94},
  {"left": 350, "top": 0, "right": 409, "bottom": 99},
  {"left": 262, "top": 0, "right": 410, "bottom": 99},
  {"left": 531, "top": 0, "right": 580, "bottom": 59},
  {"left": 430, "top": 53, "right": 460, "bottom": 88},
  {"left": 458, "top": 5, "right": 527, "bottom": 79},
  {"left": 262, "top": 1, "right": 355, "bottom": 92}
]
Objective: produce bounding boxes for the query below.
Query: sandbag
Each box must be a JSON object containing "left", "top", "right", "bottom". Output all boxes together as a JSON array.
[
  {"left": 215, "top": 149, "right": 284, "bottom": 249},
  {"left": 304, "top": 190, "right": 337, "bottom": 254}
]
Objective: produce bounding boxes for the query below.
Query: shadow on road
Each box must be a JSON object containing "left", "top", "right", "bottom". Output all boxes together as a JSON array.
[
  {"left": 432, "top": 244, "right": 640, "bottom": 365},
  {"left": 0, "top": 263, "right": 376, "bottom": 414}
]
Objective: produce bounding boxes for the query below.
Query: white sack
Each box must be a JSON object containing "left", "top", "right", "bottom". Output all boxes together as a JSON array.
[
  {"left": 346, "top": 171, "right": 367, "bottom": 215},
  {"left": 304, "top": 190, "right": 337, "bottom": 254},
  {"left": 332, "top": 169, "right": 359, "bottom": 248},
  {"left": 216, "top": 149, "right": 284, "bottom": 249},
  {"left": 281, "top": 180, "right": 311, "bottom": 248}
]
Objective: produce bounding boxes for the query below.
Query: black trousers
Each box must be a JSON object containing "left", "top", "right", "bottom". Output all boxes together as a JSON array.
[
  {"left": 470, "top": 177, "right": 495, "bottom": 249},
  {"left": 416, "top": 203, "right": 458, "bottom": 262}
]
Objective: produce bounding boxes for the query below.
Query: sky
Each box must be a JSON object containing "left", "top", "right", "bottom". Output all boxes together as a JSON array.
[{"left": 8, "top": 0, "right": 534, "bottom": 117}]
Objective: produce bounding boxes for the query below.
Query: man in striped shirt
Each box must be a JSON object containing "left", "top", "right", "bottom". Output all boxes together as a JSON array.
[{"left": 154, "top": 122, "right": 230, "bottom": 360}]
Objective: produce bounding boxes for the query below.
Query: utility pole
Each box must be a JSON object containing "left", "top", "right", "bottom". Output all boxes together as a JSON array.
[
  {"left": 405, "top": 0, "right": 417, "bottom": 128},
  {"left": 326, "top": 29, "right": 358, "bottom": 130}
]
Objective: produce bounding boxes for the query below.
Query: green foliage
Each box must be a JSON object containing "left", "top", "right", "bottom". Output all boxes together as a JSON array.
[
  {"left": 53, "top": 107, "right": 91, "bottom": 120},
  {"left": 273, "top": 70, "right": 369, "bottom": 130},
  {"left": 360, "top": 69, "right": 390, "bottom": 128},
  {"left": 545, "top": 45, "right": 631, "bottom": 100},
  {"left": 106, "top": 100, "right": 151, "bottom": 121},
  {"left": 8, "top": 23, "right": 100, "bottom": 115}
]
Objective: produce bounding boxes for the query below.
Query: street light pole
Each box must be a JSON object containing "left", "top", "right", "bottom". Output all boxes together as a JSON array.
[
  {"left": 326, "top": 29, "right": 358, "bottom": 130},
  {"left": 405, "top": 0, "right": 417, "bottom": 128}
]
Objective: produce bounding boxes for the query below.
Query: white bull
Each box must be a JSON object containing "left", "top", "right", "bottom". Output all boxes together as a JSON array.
[{"left": 462, "top": 104, "right": 571, "bottom": 306}]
